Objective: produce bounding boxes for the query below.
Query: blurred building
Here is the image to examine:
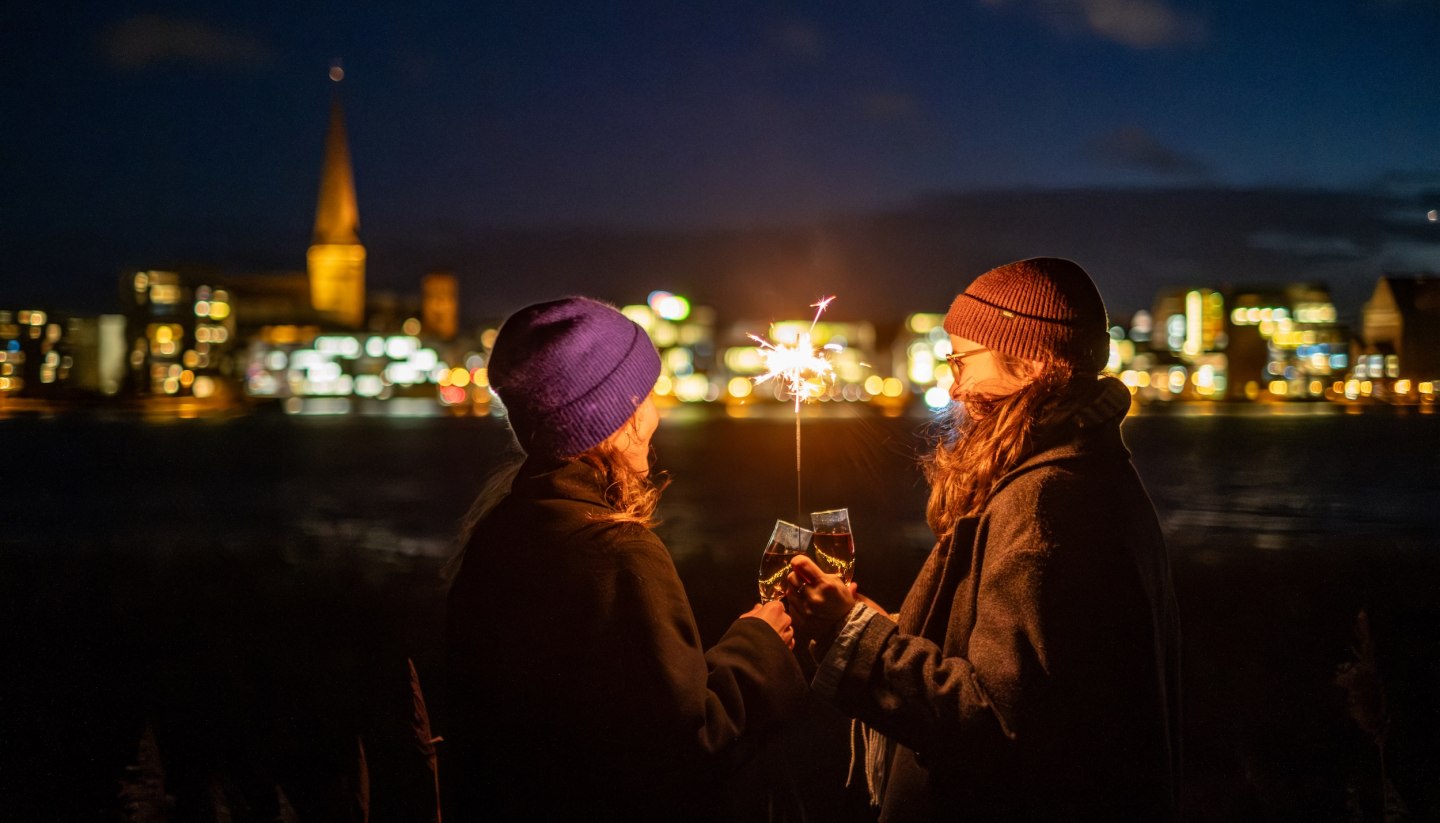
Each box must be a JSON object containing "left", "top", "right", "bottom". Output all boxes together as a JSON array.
[
  {"left": 241, "top": 330, "right": 448, "bottom": 414},
  {"left": 621, "top": 291, "right": 718, "bottom": 403},
  {"left": 892, "top": 312, "right": 952, "bottom": 410},
  {"left": 1350, "top": 275, "right": 1440, "bottom": 403},
  {"left": 422, "top": 272, "right": 460, "bottom": 342},
  {"left": 221, "top": 273, "right": 317, "bottom": 333},
  {"left": 0, "top": 309, "right": 75, "bottom": 404},
  {"left": 238, "top": 283, "right": 465, "bottom": 414},
  {"left": 1126, "top": 283, "right": 1346, "bottom": 403},
  {"left": 66, "top": 315, "right": 128, "bottom": 397},
  {"left": 120, "top": 270, "right": 240, "bottom": 403},
  {"left": 1226, "top": 283, "right": 1346, "bottom": 402},
  {"left": 365, "top": 292, "right": 423, "bottom": 336},
  {"left": 1130, "top": 288, "right": 1230, "bottom": 402}
]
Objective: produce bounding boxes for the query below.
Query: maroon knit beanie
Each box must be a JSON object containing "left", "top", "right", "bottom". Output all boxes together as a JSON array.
[
  {"left": 488, "top": 297, "right": 660, "bottom": 459},
  {"left": 943, "top": 257, "right": 1110, "bottom": 373}
]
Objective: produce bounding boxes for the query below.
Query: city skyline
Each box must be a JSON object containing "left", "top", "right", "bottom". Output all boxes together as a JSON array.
[{"left": 13, "top": 66, "right": 1433, "bottom": 417}]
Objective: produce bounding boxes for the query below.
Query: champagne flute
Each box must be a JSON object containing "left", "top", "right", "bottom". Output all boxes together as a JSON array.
[
  {"left": 758, "top": 520, "right": 813, "bottom": 602},
  {"left": 809, "top": 507, "right": 855, "bottom": 583}
]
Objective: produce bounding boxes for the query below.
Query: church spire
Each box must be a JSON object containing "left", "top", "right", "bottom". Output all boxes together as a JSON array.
[
  {"left": 313, "top": 70, "right": 360, "bottom": 245},
  {"left": 307, "top": 63, "right": 366, "bottom": 328}
]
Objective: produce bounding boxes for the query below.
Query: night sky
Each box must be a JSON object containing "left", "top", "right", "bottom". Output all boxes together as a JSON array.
[{"left": 4, "top": 1, "right": 1440, "bottom": 323}]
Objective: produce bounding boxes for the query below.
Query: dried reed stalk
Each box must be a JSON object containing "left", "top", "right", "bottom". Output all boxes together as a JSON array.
[
  {"left": 118, "top": 721, "right": 171, "bottom": 823},
  {"left": 274, "top": 785, "right": 301, "bottom": 823},
  {"left": 1334, "top": 608, "right": 1408, "bottom": 819},
  {"left": 355, "top": 736, "right": 371, "bottom": 823},
  {"left": 409, "top": 657, "right": 444, "bottom": 822},
  {"left": 206, "top": 776, "right": 232, "bottom": 823}
]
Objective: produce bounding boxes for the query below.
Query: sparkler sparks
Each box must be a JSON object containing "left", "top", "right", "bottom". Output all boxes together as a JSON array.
[
  {"left": 749, "top": 296, "right": 840, "bottom": 411},
  {"left": 749, "top": 296, "right": 839, "bottom": 520}
]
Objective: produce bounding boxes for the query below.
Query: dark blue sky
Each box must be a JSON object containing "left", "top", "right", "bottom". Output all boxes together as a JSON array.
[{"left": 3, "top": 1, "right": 1439, "bottom": 320}]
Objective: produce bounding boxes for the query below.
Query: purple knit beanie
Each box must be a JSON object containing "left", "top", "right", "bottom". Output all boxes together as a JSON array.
[
  {"left": 487, "top": 297, "right": 661, "bottom": 459},
  {"left": 943, "top": 257, "right": 1110, "bottom": 373}
]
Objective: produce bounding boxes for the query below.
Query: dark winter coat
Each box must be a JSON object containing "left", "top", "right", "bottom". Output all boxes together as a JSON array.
[
  {"left": 827, "top": 383, "right": 1181, "bottom": 821},
  {"left": 445, "top": 457, "right": 806, "bottom": 822}
]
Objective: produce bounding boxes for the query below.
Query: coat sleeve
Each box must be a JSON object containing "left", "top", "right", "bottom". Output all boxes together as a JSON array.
[
  {"left": 827, "top": 475, "right": 1073, "bottom": 764},
  {"left": 605, "top": 531, "right": 807, "bottom": 768}
]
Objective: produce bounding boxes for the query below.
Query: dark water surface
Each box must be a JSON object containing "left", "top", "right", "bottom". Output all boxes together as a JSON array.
[{"left": 3, "top": 407, "right": 1438, "bottom": 820}]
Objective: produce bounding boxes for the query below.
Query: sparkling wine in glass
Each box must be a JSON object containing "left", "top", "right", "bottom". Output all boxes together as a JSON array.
[
  {"left": 810, "top": 507, "right": 855, "bottom": 582},
  {"left": 758, "top": 520, "right": 813, "bottom": 602}
]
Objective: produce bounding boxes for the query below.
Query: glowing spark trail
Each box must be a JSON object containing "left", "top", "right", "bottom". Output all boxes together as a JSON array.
[{"left": 750, "top": 296, "right": 839, "bottom": 520}]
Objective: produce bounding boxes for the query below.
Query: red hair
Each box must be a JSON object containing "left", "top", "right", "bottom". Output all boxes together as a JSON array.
[
  {"left": 576, "top": 424, "right": 669, "bottom": 529},
  {"left": 924, "top": 351, "right": 1094, "bottom": 538}
]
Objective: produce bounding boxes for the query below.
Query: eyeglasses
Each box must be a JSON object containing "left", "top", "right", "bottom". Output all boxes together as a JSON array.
[{"left": 944, "top": 348, "right": 989, "bottom": 372}]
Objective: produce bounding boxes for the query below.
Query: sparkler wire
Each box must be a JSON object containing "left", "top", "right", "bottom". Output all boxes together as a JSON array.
[{"left": 749, "top": 297, "right": 836, "bottom": 521}]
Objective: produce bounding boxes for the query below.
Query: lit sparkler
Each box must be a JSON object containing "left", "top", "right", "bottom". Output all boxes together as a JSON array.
[{"left": 750, "top": 296, "right": 839, "bottom": 519}]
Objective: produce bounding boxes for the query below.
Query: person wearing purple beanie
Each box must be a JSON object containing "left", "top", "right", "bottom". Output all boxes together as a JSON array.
[
  {"left": 784, "top": 259, "right": 1181, "bottom": 820},
  {"left": 444, "top": 297, "right": 806, "bottom": 821}
]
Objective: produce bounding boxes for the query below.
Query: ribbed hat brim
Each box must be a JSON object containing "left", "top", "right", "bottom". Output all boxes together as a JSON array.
[{"left": 943, "top": 258, "right": 1110, "bottom": 372}]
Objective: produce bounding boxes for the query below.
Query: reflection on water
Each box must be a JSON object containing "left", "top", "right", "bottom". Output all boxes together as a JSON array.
[
  {"left": 4, "top": 407, "right": 1437, "bottom": 603},
  {"left": 1122, "top": 412, "right": 1440, "bottom": 554},
  {"left": 3, "top": 407, "right": 1436, "bottom": 582}
]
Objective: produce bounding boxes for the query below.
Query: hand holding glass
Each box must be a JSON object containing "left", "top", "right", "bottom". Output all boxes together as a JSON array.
[
  {"left": 809, "top": 508, "right": 855, "bottom": 583},
  {"left": 758, "top": 520, "right": 813, "bottom": 602}
]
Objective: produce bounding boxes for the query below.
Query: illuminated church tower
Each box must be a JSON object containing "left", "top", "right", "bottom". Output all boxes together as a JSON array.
[{"left": 307, "top": 69, "right": 366, "bottom": 328}]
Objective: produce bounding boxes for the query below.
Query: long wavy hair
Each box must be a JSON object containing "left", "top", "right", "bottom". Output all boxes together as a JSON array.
[
  {"left": 575, "top": 425, "right": 669, "bottom": 529},
  {"left": 923, "top": 351, "right": 1095, "bottom": 539}
]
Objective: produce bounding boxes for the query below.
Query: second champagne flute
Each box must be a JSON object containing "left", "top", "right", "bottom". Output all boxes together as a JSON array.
[{"left": 810, "top": 507, "right": 855, "bottom": 583}]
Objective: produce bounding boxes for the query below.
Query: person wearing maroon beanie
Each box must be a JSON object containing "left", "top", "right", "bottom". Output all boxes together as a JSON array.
[
  {"left": 786, "top": 259, "right": 1181, "bottom": 821},
  {"left": 445, "top": 297, "right": 806, "bottom": 822}
]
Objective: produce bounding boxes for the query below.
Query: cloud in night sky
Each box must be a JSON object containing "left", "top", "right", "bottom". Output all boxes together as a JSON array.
[
  {"left": 100, "top": 15, "right": 273, "bottom": 71},
  {"left": 766, "top": 19, "right": 826, "bottom": 61},
  {"left": 1247, "top": 231, "right": 1367, "bottom": 261},
  {"left": 1088, "top": 127, "right": 1212, "bottom": 180},
  {"left": 1369, "top": 169, "right": 1440, "bottom": 199},
  {"left": 857, "top": 91, "right": 921, "bottom": 123},
  {"left": 980, "top": 0, "right": 1207, "bottom": 48}
]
